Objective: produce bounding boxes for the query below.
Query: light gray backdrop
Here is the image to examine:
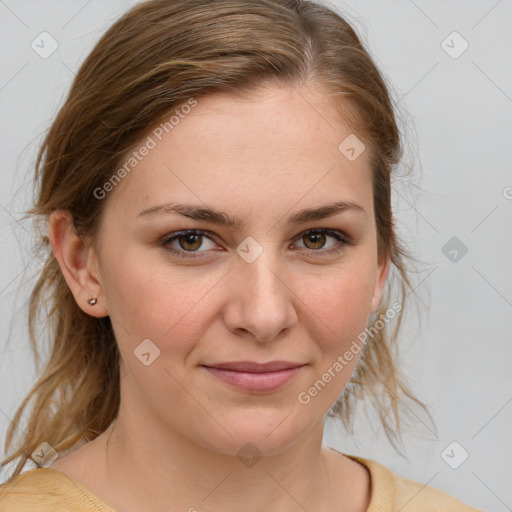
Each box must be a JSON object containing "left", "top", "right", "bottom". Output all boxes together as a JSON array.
[{"left": 0, "top": 1, "right": 511, "bottom": 510}]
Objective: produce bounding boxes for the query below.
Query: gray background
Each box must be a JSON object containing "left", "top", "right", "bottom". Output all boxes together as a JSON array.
[{"left": 0, "top": 1, "right": 511, "bottom": 510}]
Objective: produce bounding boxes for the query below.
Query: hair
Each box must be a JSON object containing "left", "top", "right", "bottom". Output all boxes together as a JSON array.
[{"left": 2, "top": 0, "right": 434, "bottom": 481}]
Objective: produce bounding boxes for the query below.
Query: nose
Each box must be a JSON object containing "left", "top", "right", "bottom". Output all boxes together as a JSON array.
[{"left": 223, "top": 247, "right": 297, "bottom": 342}]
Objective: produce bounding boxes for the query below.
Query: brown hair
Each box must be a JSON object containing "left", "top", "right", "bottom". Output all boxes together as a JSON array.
[{"left": 2, "top": 0, "right": 434, "bottom": 481}]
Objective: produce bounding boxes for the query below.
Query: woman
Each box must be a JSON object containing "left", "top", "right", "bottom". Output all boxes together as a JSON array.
[{"left": 0, "top": 0, "right": 482, "bottom": 510}]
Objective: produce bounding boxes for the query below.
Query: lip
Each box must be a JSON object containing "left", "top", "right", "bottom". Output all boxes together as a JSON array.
[{"left": 202, "top": 361, "right": 306, "bottom": 393}]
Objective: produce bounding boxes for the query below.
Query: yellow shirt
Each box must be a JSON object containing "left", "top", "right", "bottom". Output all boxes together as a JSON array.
[{"left": 0, "top": 453, "right": 482, "bottom": 511}]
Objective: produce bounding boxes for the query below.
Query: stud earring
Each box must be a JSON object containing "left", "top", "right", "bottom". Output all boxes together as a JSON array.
[{"left": 88, "top": 298, "right": 97, "bottom": 306}]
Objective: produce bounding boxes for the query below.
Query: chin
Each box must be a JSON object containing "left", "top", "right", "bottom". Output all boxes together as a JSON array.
[{"left": 192, "top": 410, "right": 309, "bottom": 458}]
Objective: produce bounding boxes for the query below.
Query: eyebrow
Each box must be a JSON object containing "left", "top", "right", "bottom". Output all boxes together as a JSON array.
[{"left": 137, "top": 200, "right": 368, "bottom": 228}]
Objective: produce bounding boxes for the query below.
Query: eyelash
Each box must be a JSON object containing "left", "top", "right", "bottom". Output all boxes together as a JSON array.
[{"left": 161, "top": 228, "right": 351, "bottom": 260}]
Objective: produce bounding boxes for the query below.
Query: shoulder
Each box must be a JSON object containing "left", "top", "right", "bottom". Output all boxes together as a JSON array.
[
  {"left": 346, "top": 454, "right": 483, "bottom": 511},
  {"left": 0, "top": 468, "right": 114, "bottom": 512}
]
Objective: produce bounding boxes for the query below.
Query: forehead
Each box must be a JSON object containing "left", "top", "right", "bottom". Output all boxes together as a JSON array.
[{"left": 106, "top": 85, "right": 373, "bottom": 221}]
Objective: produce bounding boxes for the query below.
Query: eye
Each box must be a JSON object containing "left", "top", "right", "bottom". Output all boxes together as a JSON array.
[
  {"left": 293, "top": 228, "right": 349, "bottom": 256},
  {"left": 162, "top": 228, "right": 350, "bottom": 260},
  {"left": 162, "top": 230, "right": 218, "bottom": 259}
]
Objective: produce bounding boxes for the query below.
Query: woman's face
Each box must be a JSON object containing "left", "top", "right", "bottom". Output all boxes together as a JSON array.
[{"left": 91, "top": 84, "right": 389, "bottom": 456}]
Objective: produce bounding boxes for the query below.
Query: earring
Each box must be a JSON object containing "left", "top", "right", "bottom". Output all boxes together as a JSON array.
[{"left": 88, "top": 298, "right": 97, "bottom": 306}]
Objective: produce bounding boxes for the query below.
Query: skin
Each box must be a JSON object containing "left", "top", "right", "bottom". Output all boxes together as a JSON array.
[{"left": 49, "top": 84, "right": 390, "bottom": 512}]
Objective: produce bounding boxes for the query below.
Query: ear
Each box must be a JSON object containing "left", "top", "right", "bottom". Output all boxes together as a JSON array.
[
  {"left": 48, "top": 209, "right": 108, "bottom": 318},
  {"left": 369, "top": 256, "right": 391, "bottom": 314}
]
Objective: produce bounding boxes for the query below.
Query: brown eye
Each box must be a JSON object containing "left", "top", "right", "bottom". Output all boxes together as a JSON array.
[
  {"left": 177, "top": 232, "right": 203, "bottom": 251},
  {"left": 302, "top": 232, "right": 327, "bottom": 250},
  {"left": 162, "top": 230, "right": 217, "bottom": 259},
  {"left": 294, "top": 229, "right": 349, "bottom": 256}
]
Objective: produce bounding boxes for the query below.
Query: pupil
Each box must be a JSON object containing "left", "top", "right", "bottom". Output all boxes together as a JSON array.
[
  {"left": 307, "top": 233, "right": 325, "bottom": 249},
  {"left": 180, "top": 233, "right": 201, "bottom": 250}
]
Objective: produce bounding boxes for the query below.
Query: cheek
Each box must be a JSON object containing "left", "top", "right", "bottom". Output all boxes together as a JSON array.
[
  {"left": 295, "top": 268, "right": 376, "bottom": 406},
  {"left": 303, "top": 262, "right": 376, "bottom": 339},
  {"left": 101, "top": 249, "right": 227, "bottom": 350}
]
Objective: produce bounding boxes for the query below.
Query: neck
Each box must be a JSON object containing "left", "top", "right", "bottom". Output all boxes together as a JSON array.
[{"left": 102, "top": 410, "right": 336, "bottom": 512}]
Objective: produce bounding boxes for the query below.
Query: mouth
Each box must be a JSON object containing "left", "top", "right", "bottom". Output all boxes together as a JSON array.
[{"left": 201, "top": 361, "right": 306, "bottom": 393}]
